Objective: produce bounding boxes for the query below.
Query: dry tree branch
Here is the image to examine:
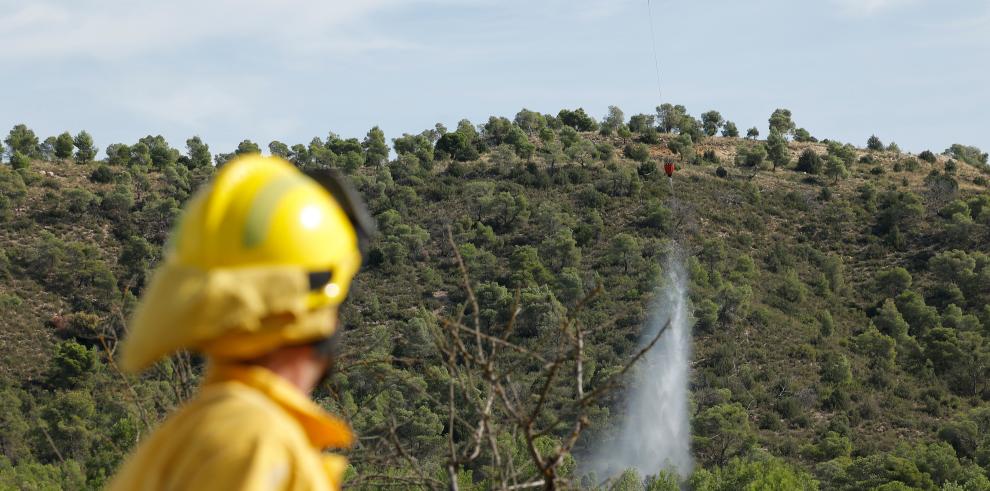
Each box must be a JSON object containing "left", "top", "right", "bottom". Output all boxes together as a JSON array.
[
  {"left": 579, "top": 318, "right": 670, "bottom": 408},
  {"left": 98, "top": 335, "right": 153, "bottom": 434},
  {"left": 39, "top": 424, "right": 66, "bottom": 464},
  {"left": 347, "top": 229, "right": 670, "bottom": 491},
  {"left": 386, "top": 416, "right": 446, "bottom": 491}
]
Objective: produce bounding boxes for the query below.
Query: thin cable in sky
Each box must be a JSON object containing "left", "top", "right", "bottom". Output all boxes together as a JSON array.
[{"left": 647, "top": 0, "right": 663, "bottom": 105}]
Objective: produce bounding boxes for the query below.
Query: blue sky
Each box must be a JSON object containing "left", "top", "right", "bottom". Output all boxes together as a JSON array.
[{"left": 2, "top": 0, "right": 987, "bottom": 156}]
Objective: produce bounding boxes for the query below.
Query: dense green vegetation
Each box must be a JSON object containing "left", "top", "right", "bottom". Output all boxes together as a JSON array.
[{"left": 1, "top": 106, "right": 989, "bottom": 489}]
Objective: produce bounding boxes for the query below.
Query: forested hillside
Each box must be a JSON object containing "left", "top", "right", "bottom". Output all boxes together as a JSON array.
[{"left": 1, "top": 105, "right": 989, "bottom": 490}]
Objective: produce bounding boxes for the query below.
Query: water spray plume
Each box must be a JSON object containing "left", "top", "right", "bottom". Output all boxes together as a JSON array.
[{"left": 588, "top": 246, "right": 693, "bottom": 480}]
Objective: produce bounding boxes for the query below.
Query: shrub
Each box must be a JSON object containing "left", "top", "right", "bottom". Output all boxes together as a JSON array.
[
  {"left": 637, "top": 200, "right": 672, "bottom": 231},
  {"left": 693, "top": 403, "right": 756, "bottom": 466},
  {"left": 901, "top": 157, "right": 920, "bottom": 171},
  {"left": 820, "top": 352, "right": 851, "bottom": 386},
  {"left": 796, "top": 149, "right": 823, "bottom": 174},
  {"left": 690, "top": 454, "right": 818, "bottom": 490},
  {"left": 9, "top": 151, "right": 30, "bottom": 170},
  {"left": 875, "top": 267, "right": 912, "bottom": 297},
  {"left": 721, "top": 121, "right": 739, "bottom": 138},
  {"left": 47, "top": 341, "right": 97, "bottom": 389},
  {"left": 867, "top": 135, "right": 884, "bottom": 151},
  {"left": 89, "top": 164, "right": 115, "bottom": 184},
  {"left": 556, "top": 108, "right": 598, "bottom": 131},
  {"left": 946, "top": 144, "right": 987, "bottom": 167},
  {"left": 735, "top": 144, "right": 767, "bottom": 168},
  {"left": 825, "top": 155, "right": 849, "bottom": 183},
  {"left": 623, "top": 143, "right": 650, "bottom": 163},
  {"left": 637, "top": 160, "right": 657, "bottom": 177},
  {"left": 777, "top": 269, "right": 806, "bottom": 304},
  {"left": 435, "top": 132, "right": 479, "bottom": 162},
  {"left": 853, "top": 325, "right": 896, "bottom": 372},
  {"left": 793, "top": 128, "right": 816, "bottom": 142},
  {"left": 667, "top": 133, "right": 694, "bottom": 161}
]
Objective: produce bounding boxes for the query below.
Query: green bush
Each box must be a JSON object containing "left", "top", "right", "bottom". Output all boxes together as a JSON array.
[
  {"left": 867, "top": 135, "right": 884, "bottom": 151},
  {"left": 946, "top": 144, "right": 987, "bottom": 167},
  {"left": 796, "top": 149, "right": 823, "bottom": 174},
  {"left": 735, "top": 143, "right": 767, "bottom": 168},
  {"left": 721, "top": 121, "right": 739, "bottom": 138},
  {"left": 793, "top": 128, "right": 816, "bottom": 142},
  {"left": 693, "top": 403, "right": 756, "bottom": 466},
  {"left": 690, "top": 454, "right": 817, "bottom": 490},
  {"left": 557, "top": 108, "right": 598, "bottom": 131},
  {"left": 624, "top": 143, "right": 650, "bottom": 163},
  {"left": 9, "top": 151, "right": 31, "bottom": 170},
  {"left": 436, "top": 132, "right": 479, "bottom": 162},
  {"left": 89, "top": 164, "right": 115, "bottom": 183}
]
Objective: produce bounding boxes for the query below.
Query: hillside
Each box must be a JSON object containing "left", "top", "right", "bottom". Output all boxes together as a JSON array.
[{"left": 1, "top": 110, "right": 990, "bottom": 490}]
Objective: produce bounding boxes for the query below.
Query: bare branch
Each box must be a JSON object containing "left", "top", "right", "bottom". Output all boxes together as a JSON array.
[
  {"left": 39, "top": 424, "right": 65, "bottom": 464},
  {"left": 580, "top": 318, "right": 671, "bottom": 407},
  {"left": 98, "top": 335, "right": 153, "bottom": 433},
  {"left": 385, "top": 416, "right": 445, "bottom": 491},
  {"left": 348, "top": 232, "right": 671, "bottom": 490},
  {"left": 446, "top": 225, "right": 485, "bottom": 364}
]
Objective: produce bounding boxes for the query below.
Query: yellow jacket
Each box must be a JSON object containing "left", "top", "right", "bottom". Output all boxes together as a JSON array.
[{"left": 107, "top": 363, "right": 354, "bottom": 491}]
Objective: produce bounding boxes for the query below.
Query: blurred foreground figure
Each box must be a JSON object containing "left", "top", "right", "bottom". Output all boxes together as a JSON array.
[{"left": 108, "top": 156, "right": 375, "bottom": 491}]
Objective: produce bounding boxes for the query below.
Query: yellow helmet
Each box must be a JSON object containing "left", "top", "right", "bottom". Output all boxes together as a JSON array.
[{"left": 120, "top": 155, "right": 375, "bottom": 372}]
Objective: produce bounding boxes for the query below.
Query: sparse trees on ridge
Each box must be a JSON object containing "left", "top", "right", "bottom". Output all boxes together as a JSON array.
[
  {"left": 793, "top": 128, "right": 815, "bottom": 143},
  {"left": 268, "top": 140, "right": 290, "bottom": 159},
  {"left": 73, "top": 131, "right": 97, "bottom": 163},
  {"left": 868, "top": 135, "right": 884, "bottom": 151},
  {"left": 55, "top": 132, "right": 75, "bottom": 159},
  {"left": 766, "top": 129, "right": 790, "bottom": 171},
  {"left": 601, "top": 106, "right": 625, "bottom": 136},
  {"left": 628, "top": 114, "right": 655, "bottom": 133},
  {"left": 768, "top": 108, "right": 796, "bottom": 137},
  {"left": 363, "top": 126, "right": 389, "bottom": 167},
  {"left": 5, "top": 124, "right": 40, "bottom": 159},
  {"left": 557, "top": 108, "right": 599, "bottom": 132},
  {"left": 701, "top": 111, "right": 724, "bottom": 137},
  {"left": 722, "top": 121, "right": 740, "bottom": 138}
]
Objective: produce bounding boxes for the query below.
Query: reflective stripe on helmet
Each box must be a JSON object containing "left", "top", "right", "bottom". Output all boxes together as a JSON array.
[{"left": 243, "top": 173, "right": 308, "bottom": 248}]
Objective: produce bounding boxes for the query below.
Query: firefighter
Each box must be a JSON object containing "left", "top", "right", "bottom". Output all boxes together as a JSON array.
[{"left": 108, "top": 155, "right": 375, "bottom": 491}]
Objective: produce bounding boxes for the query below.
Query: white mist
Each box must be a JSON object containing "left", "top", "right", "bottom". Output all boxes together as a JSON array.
[{"left": 589, "top": 251, "right": 693, "bottom": 479}]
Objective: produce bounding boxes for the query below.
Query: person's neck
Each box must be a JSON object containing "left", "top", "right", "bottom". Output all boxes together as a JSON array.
[{"left": 254, "top": 345, "right": 327, "bottom": 395}]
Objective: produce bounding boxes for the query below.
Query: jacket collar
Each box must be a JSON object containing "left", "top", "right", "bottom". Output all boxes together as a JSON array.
[{"left": 204, "top": 363, "right": 355, "bottom": 449}]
